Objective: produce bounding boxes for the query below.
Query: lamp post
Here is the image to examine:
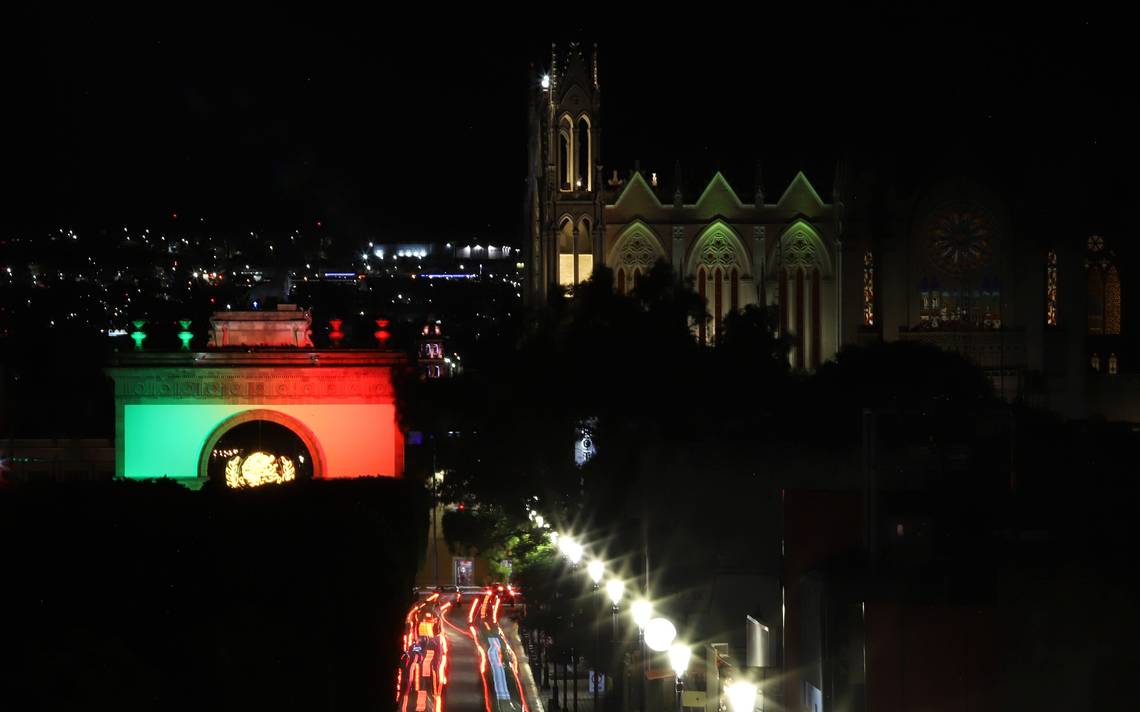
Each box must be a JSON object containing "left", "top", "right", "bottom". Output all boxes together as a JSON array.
[
  {"left": 563, "top": 537, "right": 583, "bottom": 710},
  {"left": 668, "top": 644, "right": 690, "bottom": 712},
  {"left": 588, "top": 561, "right": 605, "bottom": 712},
  {"left": 605, "top": 580, "right": 625, "bottom": 712},
  {"left": 645, "top": 618, "right": 677, "bottom": 712},
  {"left": 631, "top": 600, "right": 652, "bottom": 712},
  {"left": 725, "top": 681, "right": 758, "bottom": 712},
  {"left": 605, "top": 580, "right": 625, "bottom": 638}
]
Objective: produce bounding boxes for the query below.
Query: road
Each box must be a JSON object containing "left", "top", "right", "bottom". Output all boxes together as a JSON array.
[{"left": 400, "top": 591, "right": 539, "bottom": 712}]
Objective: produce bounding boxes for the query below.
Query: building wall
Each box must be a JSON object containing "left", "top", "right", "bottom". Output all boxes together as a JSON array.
[
  {"left": 107, "top": 354, "right": 405, "bottom": 485},
  {"left": 121, "top": 402, "right": 401, "bottom": 481}
]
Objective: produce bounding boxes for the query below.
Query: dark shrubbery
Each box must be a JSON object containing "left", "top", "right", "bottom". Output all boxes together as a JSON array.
[{"left": 0, "top": 477, "right": 427, "bottom": 711}]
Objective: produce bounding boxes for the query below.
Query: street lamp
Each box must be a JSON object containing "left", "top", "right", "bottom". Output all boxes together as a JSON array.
[
  {"left": 560, "top": 537, "right": 584, "bottom": 565},
  {"left": 588, "top": 560, "right": 605, "bottom": 586},
  {"left": 643, "top": 617, "right": 677, "bottom": 652},
  {"left": 631, "top": 600, "right": 652, "bottom": 630},
  {"left": 668, "top": 643, "right": 691, "bottom": 712},
  {"left": 605, "top": 579, "right": 625, "bottom": 607},
  {"left": 587, "top": 560, "right": 605, "bottom": 712},
  {"left": 725, "top": 681, "right": 758, "bottom": 712},
  {"left": 605, "top": 579, "right": 625, "bottom": 641}
]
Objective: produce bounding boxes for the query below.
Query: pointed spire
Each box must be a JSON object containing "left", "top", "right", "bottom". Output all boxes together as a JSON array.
[
  {"left": 673, "top": 160, "right": 684, "bottom": 207},
  {"left": 754, "top": 160, "right": 765, "bottom": 205}
]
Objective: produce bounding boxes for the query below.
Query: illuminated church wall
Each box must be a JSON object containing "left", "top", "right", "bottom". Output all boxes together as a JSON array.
[
  {"left": 602, "top": 170, "right": 841, "bottom": 358},
  {"left": 107, "top": 352, "right": 404, "bottom": 486}
]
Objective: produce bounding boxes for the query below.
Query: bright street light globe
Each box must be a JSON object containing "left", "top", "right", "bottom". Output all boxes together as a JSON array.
[
  {"left": 644, "top": 617, "right": 677, "bottom": 652},
  {"left": 587, "top": 560, "right": 605, "bottom": 584},
  {"left": 559, "top": 537, "right": 584, "bottom": 564},
  {"left": 725, "top": 681, "right": 758, "bottom": 712},
  {"left": 668, "top": 643, "right": 691, "bottom": 676},
  {"left": 605, "top": 578, "right": 625, "bottom": 606},
  {"left": 631, "top": 599, "right": 653, "bottom": 629}
]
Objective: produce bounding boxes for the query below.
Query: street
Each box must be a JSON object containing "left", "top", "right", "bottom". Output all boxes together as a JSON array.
[{"left": 400, "top": 591, "right": 540, "bottom": 712}]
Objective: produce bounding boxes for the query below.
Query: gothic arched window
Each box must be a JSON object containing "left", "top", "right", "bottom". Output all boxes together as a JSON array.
[
  {"left": 1087, "top": 235, "right": 1121, "bottom": 335},
  {"left": 609, "top": 224, "right": 666, "bottom": 296},
  {"left": 772, "top": 224, "right": 830, "bottom": 368},
  {"left": 863, "top": 250, "right": 875, "bottom": 327},
  {"left": 576, "top": 116, "right": 591, "bottom": 190},
  {"left": 558, "top": 116, "right": 573, "bottom": 191}
]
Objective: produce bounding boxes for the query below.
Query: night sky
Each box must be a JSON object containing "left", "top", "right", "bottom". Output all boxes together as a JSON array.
[{"left": 7, "top": 7, "right": 1134, "bottom": 242}]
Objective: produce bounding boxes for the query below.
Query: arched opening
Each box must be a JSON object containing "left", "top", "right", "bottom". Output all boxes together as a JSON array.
[
  {"left": 576, "top": 116, "right": 591, "bottom": 190},
  {"left": 577, "top": 217, "right": 594, "bottom": 283},
  {"left": 714, "top": 267, "right": 723, "bottom": 340},
  {"left": 204, "top": 419, "right": 315, "bottom": 487},
  {"left": 198, "top": 410, "right": 325, "bottom": 485},
  {"left": 559, "top": 116, "right": 574, "bottom": 191},
  {"left": 558, "top": 218, "right": 576, "bottom": 286},
  {"left": 559, "top": 132, "right": 571, "bottom": 190},
  {"left": 687, "top": 222, "right": 750, "bottom": 344},
  {"left": 770, "top": 221, "right": 832, "bottom": 369}
]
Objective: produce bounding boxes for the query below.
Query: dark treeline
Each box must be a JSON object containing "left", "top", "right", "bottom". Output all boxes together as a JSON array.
[{"left": 0, "top": 478, "right": 428, "bottom": 711}]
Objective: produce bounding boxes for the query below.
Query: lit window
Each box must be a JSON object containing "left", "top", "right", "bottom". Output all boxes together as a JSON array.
[
  {"left": 863, "top": 251, "right": 875, "bottom": 326},
  {"left": 1046, "top": 250, "right": 1058, "bottom": 326},
  {"left": 1086, "top": 236, "right": 1121, "bottom": 335}
]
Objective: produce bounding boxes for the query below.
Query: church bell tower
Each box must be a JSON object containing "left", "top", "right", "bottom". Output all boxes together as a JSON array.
[{"left": 525, "top": 42, "right": 605, "bottom": 305}]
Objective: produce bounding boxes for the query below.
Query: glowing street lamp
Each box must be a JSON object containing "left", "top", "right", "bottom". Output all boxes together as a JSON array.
[
  {"left": 631, "top": 600, "right": 653, "bottom": 630},
  {"left": 668, "top": 643, "right": 691, "bottom": 712},
  {"left": 588, "top": 560, "right": 605, "bottom": 586},
  {"left": 605, "top": 579, "right": 625, "bottom": 607},
  {"left": 643, "top": 617, "right": 677, "bottom": 652},
  {"left": 668, "top": 643, "right": 690, "bottom": 677},
  {"left": 560, "top": 538, "right": 584, "bottom": 565},
  {"left": 631, "top": 599, "right": 654, "bottom": 712},
  {"left": 541, "top": 74, "right": 551, "bottom": 89},
  {"left": 725, "top": 681, "right": 758, "bottom": 712}
]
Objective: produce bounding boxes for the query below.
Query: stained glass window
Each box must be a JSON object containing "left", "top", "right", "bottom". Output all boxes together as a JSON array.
[
  {"left": 1046, "top": 250, "right": 1058, "bottom": 326},
  {"left": 863, "top": 251, "right": 875, "bottom": 326},
  {"left": 1086, "top": 236, "right": 1121, "bottom": 335}
]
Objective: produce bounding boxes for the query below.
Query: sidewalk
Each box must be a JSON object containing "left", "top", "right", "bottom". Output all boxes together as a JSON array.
[{"left": 503, "top": 617, "right": 545, "bottom": 712}]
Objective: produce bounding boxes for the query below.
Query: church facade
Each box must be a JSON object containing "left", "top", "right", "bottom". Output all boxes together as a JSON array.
[{"left": 525, "top": 44, "right": 1134, "bottom": 419}]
